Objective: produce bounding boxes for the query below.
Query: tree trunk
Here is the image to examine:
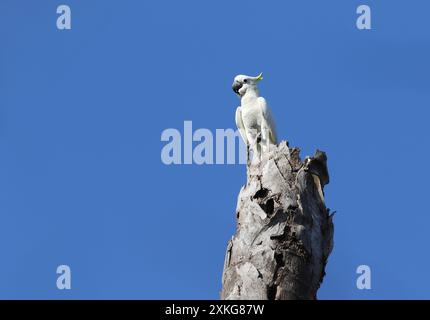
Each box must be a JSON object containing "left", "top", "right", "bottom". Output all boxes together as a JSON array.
[{"left": 221, "top": 141, "right": 334, "bottom": 300}]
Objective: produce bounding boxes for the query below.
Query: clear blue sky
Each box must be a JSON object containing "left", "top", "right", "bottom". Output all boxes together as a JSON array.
[{"left": 0, "top": 0, "right": 429, "bottom": 299}]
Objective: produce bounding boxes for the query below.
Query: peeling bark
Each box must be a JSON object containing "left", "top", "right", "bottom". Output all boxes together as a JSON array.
[{"left": 221, "top": 141, "right": 334, "bottom": 300}]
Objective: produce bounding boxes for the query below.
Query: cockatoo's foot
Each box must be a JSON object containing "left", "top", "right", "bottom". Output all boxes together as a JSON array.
[{"left": 250, "top": 150, "right": 261, "bottom": 166}]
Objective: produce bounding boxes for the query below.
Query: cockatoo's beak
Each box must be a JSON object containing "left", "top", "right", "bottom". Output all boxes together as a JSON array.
[{"left": 232, "top": 81, "right": 242, "bottom": 95}]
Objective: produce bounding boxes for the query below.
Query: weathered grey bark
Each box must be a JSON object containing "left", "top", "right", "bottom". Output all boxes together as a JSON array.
[{"left": 221, "top": 141, "right": 334, "bottom": 300}]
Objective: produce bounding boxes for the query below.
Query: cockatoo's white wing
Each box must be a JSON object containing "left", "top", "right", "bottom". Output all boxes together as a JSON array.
[
  {"left": 258, "top": 97, "right": 277, "bottom": 144},
  {"left": 235, "top": 106, "right": 248, "bottom": 145}
]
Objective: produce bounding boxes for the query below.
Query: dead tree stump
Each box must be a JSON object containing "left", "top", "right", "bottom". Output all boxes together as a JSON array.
[{"left": 221, "top": 141, "right": 334, "bottom": 300}]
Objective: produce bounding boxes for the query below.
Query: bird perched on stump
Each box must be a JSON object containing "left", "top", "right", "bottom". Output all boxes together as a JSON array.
[{"left": 232, "top": 73, "right": 277, "bottom": 164}]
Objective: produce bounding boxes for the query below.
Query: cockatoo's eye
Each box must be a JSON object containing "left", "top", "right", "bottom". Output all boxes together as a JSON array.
[{"left": 243, "top": 79, "right": 248, "bottom": 84}]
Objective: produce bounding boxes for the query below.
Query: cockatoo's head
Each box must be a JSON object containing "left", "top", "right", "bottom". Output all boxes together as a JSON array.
[{"left": 232, "top": 73, "right": 263, "bottom": 97}]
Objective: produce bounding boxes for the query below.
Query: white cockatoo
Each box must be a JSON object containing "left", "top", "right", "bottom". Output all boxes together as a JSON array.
[{"left": 232, "top": 73, "right": 277, "bottom": 163}]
